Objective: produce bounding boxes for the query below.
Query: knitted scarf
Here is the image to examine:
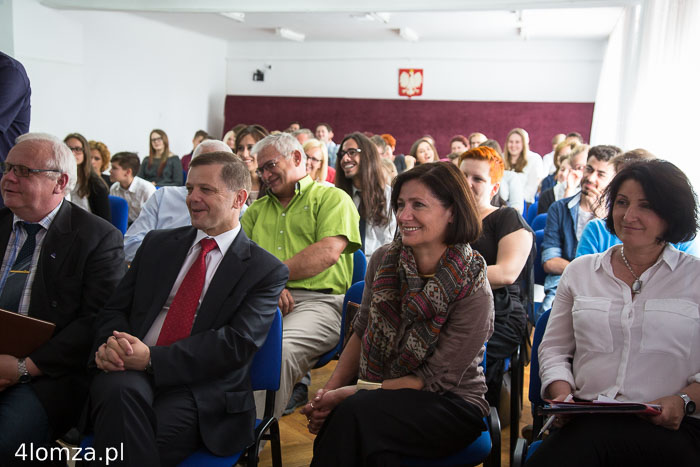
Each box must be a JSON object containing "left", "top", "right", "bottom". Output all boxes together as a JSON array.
[{"left": 358, "top": 240, "right": 486, "bottom": 382}]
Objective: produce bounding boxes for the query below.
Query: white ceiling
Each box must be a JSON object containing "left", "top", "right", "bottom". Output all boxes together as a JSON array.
[{"left": 41, "top": 0, "right": 630, "bottom": 42}]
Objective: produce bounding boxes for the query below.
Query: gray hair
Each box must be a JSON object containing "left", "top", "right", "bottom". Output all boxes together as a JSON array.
[
  {"left": 252, "top": 132, "right": 306, "bottom": 162},
  {"left": 15, "top": 132, "right": 77, "bottom": 192},
  {"left": 292, "top": 128, "right": 314, "bottom": 139},
  {"left": 192, "top": 139, "right": 233, "bottom": 160}
]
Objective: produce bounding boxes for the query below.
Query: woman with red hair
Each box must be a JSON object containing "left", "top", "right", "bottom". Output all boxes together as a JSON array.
[{"left": 459, "top": 146, "right": 534, "bottom": 407}]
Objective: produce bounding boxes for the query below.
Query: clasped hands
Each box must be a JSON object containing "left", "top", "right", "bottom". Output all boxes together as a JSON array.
[
  {"left": 300, "top": 386, "right": 356, "bottom": 434},
  {"left": 95, "top": 330, "right": 150, "bottom": 373}
]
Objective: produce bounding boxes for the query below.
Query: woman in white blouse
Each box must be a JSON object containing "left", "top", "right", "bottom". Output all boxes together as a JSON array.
[
  {"left": 528, "top": 159, "right": 700, "bottom": 467},
  {"left": 503, "top": 128, "right": 544, "bottom": 205}
]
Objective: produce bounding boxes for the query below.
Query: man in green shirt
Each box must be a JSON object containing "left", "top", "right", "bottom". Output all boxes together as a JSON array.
[{"left": 242, "top": 133, "right": 361, "bottom": 419}]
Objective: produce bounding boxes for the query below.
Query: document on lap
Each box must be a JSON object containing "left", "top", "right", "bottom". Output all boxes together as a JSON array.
[
  {"left": 0, "top": 308, "right": 56, "bottom": 357},
  {"left": 539, "top": 397, "right": 662, "bottom": 416}
]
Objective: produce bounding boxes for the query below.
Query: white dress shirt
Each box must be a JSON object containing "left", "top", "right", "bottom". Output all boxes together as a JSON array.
[
  {"left": 498, "top": 171, "right": 526, "bottom": 214},
  {"left": 539, "top": 245, "right": 700, "bottom": 419},
  {"left": 110, "top": 176, "right": 156, "bottom": 223},
  {"left": 351, "top": 184, "right": 396, "bottom": 257},
  {"left": 143, "top": 225, "right": 241, "bottom": 346}
]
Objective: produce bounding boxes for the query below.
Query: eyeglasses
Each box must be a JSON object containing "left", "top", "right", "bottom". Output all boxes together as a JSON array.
[
  {"left": 151, "top": 137, "right": 163, "bottom": 143},
  {"left": 255, "top": 156, "right": 284, "bottom": 178},
  {"left": 1, "top": 162, "right": 62, "bottom": 178},
  {"left": 338, "top": 148, "right": 362, "bottom": 159},
  {"left": 68, "top": 146, "right": 83, "bottom": 154},
  {"left": 306, "top": 154, "right": 322, "bottom": 163}
]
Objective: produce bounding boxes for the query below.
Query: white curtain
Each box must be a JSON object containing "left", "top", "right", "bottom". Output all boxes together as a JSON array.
[{"left": 591, "top": 0, "right": 700, "bottom": 190}]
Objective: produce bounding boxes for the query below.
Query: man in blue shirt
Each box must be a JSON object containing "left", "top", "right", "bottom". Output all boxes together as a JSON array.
[{"left": 541, "top": 145, "right": 621, "bottom": 312}]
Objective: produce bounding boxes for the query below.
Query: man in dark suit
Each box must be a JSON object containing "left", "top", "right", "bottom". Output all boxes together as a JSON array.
[
  {"left": 90, "top": 152, "right": 288, "bottom": 465},
  {"left": 0, "top": 133, "right": 125, "bottom": 463}
]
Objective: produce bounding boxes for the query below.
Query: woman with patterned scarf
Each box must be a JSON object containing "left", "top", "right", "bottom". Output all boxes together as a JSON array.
[{"left": 302, "top": 162, "right": 495, "bottom": 466}]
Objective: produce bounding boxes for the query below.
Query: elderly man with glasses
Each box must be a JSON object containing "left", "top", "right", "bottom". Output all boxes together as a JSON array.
[
  {"left": 242, "top": 132, "right": 361, "bottom": 420},
  {"left": 0, "top": 133, "right": 125, "bottom": 463}
]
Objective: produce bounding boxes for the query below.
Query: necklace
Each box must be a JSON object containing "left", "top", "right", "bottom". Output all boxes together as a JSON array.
[{"left": 620, "top": 246, "right": 643, "bottom": 294}]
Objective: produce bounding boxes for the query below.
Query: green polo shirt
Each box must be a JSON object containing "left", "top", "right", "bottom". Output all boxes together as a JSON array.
[{"left": 241, "top": 175, "right": 361, "bottom": 295}]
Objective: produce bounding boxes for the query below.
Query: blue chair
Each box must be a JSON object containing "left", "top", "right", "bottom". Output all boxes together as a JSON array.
[
  {"left": 531, "top": 213, "right": 547, "bottom": 232},
  {"left": 526, "top": 203, "right": 539, "bottom": 225},
  {"left": 352, "top": 249, "right": 367, "bottom": 285},
  {"left": 512, "top": 309, "right": 551, "bottom": 467},
  {"left": 314, "top": 281, "right": 365, "bottom": 369},
  {"left": 81, "top": 309, "right": 284, "bottom": 467},
  {"left": 533, "top": 230, "right": 546, "bottom": 323},
  {"left": 400, "top": 345, "right": 501, "bottom": 467},
  {"left": 108, "top": 195, "right": 128, "bottom": 234}
]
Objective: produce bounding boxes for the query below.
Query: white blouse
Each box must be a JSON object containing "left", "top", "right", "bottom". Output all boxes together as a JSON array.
[{"left": 539, "top": 245, "right": 700, "bottom": 419}]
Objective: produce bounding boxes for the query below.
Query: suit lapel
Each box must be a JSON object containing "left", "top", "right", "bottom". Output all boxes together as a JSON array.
[
  {"left": 137, "top": 227, "right": 197, "bottom": 336},
  {"left": 191, "top": 230, "right": 252, "bottom": 333},
  {"left": 38, "top": 202, "right": 77, "bottom": 284}
]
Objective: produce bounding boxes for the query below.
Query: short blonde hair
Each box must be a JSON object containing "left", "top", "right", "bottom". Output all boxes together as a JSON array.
[{"left": 302, "top": 138, "right": 329, "bottom": 183}]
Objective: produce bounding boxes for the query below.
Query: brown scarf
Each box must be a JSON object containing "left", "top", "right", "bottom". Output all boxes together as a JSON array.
[{"left": 358, "top": 240, "right": 486, "bottom": 382}]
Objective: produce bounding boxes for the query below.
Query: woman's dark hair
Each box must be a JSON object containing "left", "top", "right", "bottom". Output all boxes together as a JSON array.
[
  {"left": 148, "top": 129, "right": 172, "bottom": 178},
  {"left": 65, "top": 132, "right": 104, "bottom": 198},
  {"left": 335, "top": 132, "right": 390, "bottom": 227},
  {"left": 391, "top": 162, "right": 481, "bottom": 245},
  {"left": 604, "top": 159, "right": 698, "bottom": 243},
  {"left": 234, "top": 124, "right": 269, "bottom": 156}
]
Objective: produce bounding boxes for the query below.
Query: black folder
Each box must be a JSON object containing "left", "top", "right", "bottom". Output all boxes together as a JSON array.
[{"left": 0, "top": 308, "right": 55, "bottom": 357}]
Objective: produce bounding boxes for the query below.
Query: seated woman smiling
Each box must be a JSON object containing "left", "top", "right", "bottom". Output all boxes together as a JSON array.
[
  {"left": 302, "top": 162, "right": 494, "bottom": 466},
  {"left": 528, "top": 159, "right": 700, "bottom": 467}
]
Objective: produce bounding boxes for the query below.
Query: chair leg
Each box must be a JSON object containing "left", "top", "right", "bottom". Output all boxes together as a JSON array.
[
  {"left": 510, "top": 348, "right": 522, "bottom": 465},
  {"left": 270, "top": 419, "right": 282, "bottom": 467},
  {"left": 486, "top": 407, "right": 501, "bottom": 467},
  {"left": 512, "top": 438, "right": 528, "bottom": 467}
]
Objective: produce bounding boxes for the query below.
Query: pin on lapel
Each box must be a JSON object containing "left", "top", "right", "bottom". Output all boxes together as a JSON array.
[{"left": 50, "top": 252, "right": 56, "bottom": 259}]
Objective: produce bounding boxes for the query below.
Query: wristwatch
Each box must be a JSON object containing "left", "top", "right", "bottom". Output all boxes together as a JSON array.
[
  {"left": 17, "top": 358, "right": 32, "bottom": 384},
  {"left": 676, "top": 393, "right": 696, "bottom": 415}
]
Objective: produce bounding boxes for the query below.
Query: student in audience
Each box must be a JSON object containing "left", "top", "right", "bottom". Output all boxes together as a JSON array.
[
  {"left": 370, "top": 135, "right": 389, "bottom": 158},
  {"left": 409, "top": 137, "right": 439, "bottom": 167},
  {"left": 0, "top": 133, "right": 124, "bottom": 464},
  {"left": 541, "top": 133, "right": 567, "bottom": 176},
  {"left": 450, "top": 135, "right": 469, "bottom": 155},
  {"left": 180, "top": 129, "right": 209, "bottom": 172},
  {"left": 303, "top": 162, "right": 494, "bottom": 466},
  {"left": 242, "top": 132, "right": 361, "bottom": 420},
  {"left": 575, "top": 150, "right": 699, "bottom": 258},
  {"left": 541, "top": 145, "right": 620, "bottom": 313},
  {"left": 315, "top": 123, "right": 339, "bottom": 167},
  {"left": 109, "top": 151, "right": 156, "bottom": 224},
  {"left": 503, "top": 128, "right": 544, "bottom": 205},
  {"left": 564, "top": 131, "right": 584, "bottom": 145},
  {"left": 89, "top": 152, "right": 288, "bottom": 466},
  {"left": 381, "top": 133, "right": 408, "bottom": 174},
  {"left": 380, "top": 158, "right": 398, "bottom": 185},
  {"left": 235, "top": 124, "right": 269, "bottom": 204},
  {"left": 529, "top": 159, "right": 700, "bottom": 467},
  {"left": 138, "top": 129, "right": 183, "bottom": 186},
  {"left": 539, "top": 140, "right": 575, "bottom": 194},
  {"left": 123, "top": 140, "right": 237, "bottom": 262},
  {"left": 484, "top": 139, "right": 525, "bottom": 213},
  {"left": 64, "top": 132, "right": 111, "bottom": 221},
  {"left": 459, "top": 146, "right": 533, "bottom": 407},
  {"left": 287, "top": 121, "right": 301, "bottom": 132},
  {"left": 223, "top": 124, "right": 247, "bottom": 150},
  {"left": 89, "top": 140, "right": 112, "bottom": 186},
  {"left": 293, "top": 128, "right": 314, "bottom": 145},
  {"left": 469, "top": 132, "right": 488, "bottom": 149},
  {"left": 538, "top": 144, "right": 588, "bottom": 215},
  {"left": 335, "top": 132, "right": 396, "bottom": 258},
  {"left": 303, "top": 138, "right": 333, "bottom": 187}
]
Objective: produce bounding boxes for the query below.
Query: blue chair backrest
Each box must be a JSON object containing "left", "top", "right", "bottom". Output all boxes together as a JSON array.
[
  {"left": 108, "top": 195, "right": 128, "bottom": 234},
  {"left": 534, "top": 230, "right": 545, "bottom": 285},
  {"left": 531, "top": 213, "right": 547, "bottom": 231},
  {"left": 526, "top": 202, "right": 539, "bottom": 225},
  {"left": 529, "top": 308, "right": 551, "bottom": 407},
  {"left": 341, "top": 280, "right": 364, "bottom": 347},
  {"left": 250, "top": 308, "right": 283, "bottom": 391},
  {"left": 352, "top": 249, "right": 367, "bottom": 284}
]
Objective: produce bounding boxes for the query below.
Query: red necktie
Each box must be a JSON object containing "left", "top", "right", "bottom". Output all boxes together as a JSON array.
[{"left": 157, "top": 238, "right": 218, "bottom": 346}]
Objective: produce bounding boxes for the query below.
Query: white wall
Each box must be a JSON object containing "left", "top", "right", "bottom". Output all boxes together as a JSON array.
[
  {"left": 225, "top": 39, "right": 606, "bottom": 102},
  {"left": 11, "top": 0, "right": 227, "bottom": 158}
]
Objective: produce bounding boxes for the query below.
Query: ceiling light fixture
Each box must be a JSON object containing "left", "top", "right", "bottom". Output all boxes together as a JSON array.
[
  {"left": 371, "top": 12, "right": 391, "bottom": 23},
  {"left": 276, "top": 27, "right": 305, "bottom": 42},
  {"left": 399, "top": 27, "right": 419, "bottom": 42},
  {"left": 219, "top": 12, "right": 245, "bottom": 22}
]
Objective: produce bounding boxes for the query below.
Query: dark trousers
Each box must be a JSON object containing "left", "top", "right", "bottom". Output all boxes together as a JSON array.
[
  {"left": 311, "top": 388, "right": 485, "bottom": 467},
  {"left": 90, "top": 371, "right": 200, "bottom": 467},
  {"left": 0, "top": 383, "right": 52, "bottom": 466},
  {"left": 525, "top": 414, "right": 700, "bottom": 467}
]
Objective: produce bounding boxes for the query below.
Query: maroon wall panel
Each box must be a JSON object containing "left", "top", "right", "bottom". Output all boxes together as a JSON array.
[{"left": 224, "top": 95, "right": 594, "bottom": 157}]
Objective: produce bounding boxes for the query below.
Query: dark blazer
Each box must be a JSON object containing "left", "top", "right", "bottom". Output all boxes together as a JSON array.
[
  {"left": 91, "top": 226, "right": 288, "bottom": 456},
  {"left": 0, "top": 201, "right": 125, "bottom": 436},
  {"left": 87, "top": 171, "right": 111, "bottom": 222}
]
